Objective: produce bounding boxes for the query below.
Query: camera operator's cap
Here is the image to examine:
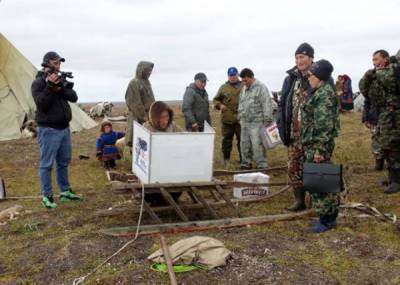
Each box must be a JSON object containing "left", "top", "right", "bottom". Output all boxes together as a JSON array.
[
  {"left": 194, "top": 72, "right": 208, "bottom": 81},
  {"left": 43, "top": 51, "right": 65, "bottom": 64},
  {"left": 227, "top": 67, "right": 238, "bottom": 76}
]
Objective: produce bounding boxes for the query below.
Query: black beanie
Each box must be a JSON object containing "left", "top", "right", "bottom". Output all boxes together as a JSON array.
[
  {"left": 310, "top": 59, "right": 334, "bottom": 81},
  {"left": 295, "top": 43, "right": 314, "bottom": 58}
]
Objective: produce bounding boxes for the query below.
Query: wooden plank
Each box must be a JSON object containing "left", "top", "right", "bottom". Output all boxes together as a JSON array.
[
  {"left": 99, "top": 209, "right": 314, "bottom": 237},
  {"left": 110, "top": 180, "right": 227, "bottom": 191},
  {"left": 190, "top": 186, "right": 219, "bottom": 219},
  {"left": 213, "top": 165, "right": 287, "bottom": 176},
  {"left": 186, "top": 191, "right": 199, "bottom": 204},
  {"left": 227, "top": 181, "right": 300, "bottom": 187},
  {"left": 209, "top": 189, "right": 220, "bottom": 202},
  {"left": 109, "top": 180, "right": 297, "bottom": 192},
  {"left": 159, "top": 187, "right": 189, "bottom": 222},
  {"left": 95, "top": 185, "right": 291, "bottom": 217},
  {"left": 132, "top": 188, "right": 162, "bottom": 224},
  {"left": 214, "top": 184, "right": 240, "bottom": 217},
  {"left": 159, "top": 234, "right": 178, "bottom": 285}
]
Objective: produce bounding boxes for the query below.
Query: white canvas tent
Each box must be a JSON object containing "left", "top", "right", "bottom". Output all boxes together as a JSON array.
[
  {"left": 354, "top": 93, "right": 365, "bottom": 112},
  {"left": 0, "top": 33, "right": 97, "bottom": 141}
]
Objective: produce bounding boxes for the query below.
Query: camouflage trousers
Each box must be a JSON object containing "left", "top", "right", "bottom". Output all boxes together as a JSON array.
[
  {"left": 377, "top": 110, "right": 400, "bottom": 173},
  {"left": 221, "top": 122, "right": 241, "bottom": 160},
  {"left": 384, "top": 149, "right": 400, "bottom": 172},
  {"left": 287, "top": 140, "right": 303, "bottom": 188},
  {"left": 304, "top": 146, "right": 340, "bottom": 216},
  {"left": 240, "top": 121, "right": 267, "bottom": 168},
  {"left": 370, "top": 125, "right": 383, "bottom": 159}
]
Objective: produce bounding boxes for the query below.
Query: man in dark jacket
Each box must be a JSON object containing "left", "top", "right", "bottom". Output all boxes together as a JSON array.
[
  {"left": 182, "top": 72, "right": 211, "bottom": 132},
  {"left": 277, "top": 43, "right": 314, "bottom": 212},
  {"left": 31, "top": 51, "right": 81, "bottom": 209}
]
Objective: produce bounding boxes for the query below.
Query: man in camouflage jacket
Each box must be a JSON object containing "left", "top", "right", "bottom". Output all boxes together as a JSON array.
[
  {"left": 301, "top": 60, "right": 341, "bottom": 233},
  {"left": 277, "top": 43, "right": 314, "bottom": 212},
  {"left": 359, "top": 50, "right": 400, "bottom": 194}
]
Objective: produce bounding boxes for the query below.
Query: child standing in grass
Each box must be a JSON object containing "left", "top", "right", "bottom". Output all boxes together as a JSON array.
[{"left": 96, "top": 122, "right": 125, "bottom": 169}]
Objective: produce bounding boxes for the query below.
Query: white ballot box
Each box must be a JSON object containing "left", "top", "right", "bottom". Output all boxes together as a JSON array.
[{"left": 132, "top": 121, "right": 215, "bottom": 184}]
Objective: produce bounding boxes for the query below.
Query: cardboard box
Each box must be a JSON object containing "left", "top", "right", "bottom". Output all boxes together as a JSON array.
[{"left": 233, "top": 172, "right": 269, "bottom": 199}]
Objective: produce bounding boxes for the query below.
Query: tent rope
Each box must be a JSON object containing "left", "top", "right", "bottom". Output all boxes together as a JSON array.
[{"left": 72, "top": 181, "right": 146, "bottom": 285}]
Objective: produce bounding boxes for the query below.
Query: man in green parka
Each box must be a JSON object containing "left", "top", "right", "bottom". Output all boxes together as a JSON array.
[
  {"left": 213, "top": 67, "right": 243, "bottom": 167},
  {"left": 125, "top": 61, "right": 155, "bottom": 147}
]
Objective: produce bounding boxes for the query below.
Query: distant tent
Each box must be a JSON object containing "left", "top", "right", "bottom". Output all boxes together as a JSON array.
[
  {"left": 0, "top": 33, "right": 97, "bottom": 141},
  {"left": 353, "top": 92, "right": 364, "bottom": 112}
]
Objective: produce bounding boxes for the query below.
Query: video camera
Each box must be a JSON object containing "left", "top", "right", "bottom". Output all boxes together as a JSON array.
[{"left": 42, "top": 63, "right": 74, "bottom": 89}]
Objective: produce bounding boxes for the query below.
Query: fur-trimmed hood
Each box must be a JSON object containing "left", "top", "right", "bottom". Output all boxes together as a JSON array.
[{"left": 148, "top": 101, "right": 174, "bottom": 131}]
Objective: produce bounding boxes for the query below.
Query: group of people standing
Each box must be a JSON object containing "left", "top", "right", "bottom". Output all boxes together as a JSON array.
[
  {"left": 122, "top": 43, "right": 342, "bottom": 233},
  {"left": 122, "top": 60, "right": 274, "bottom": 170},
  {"left": 31, "top": 44, "right": 399, "bottom": 236}
]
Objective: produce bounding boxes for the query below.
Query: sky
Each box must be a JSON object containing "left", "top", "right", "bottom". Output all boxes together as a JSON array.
[{"left": 1, "top": 0, "right": 399, "bottom": 102}]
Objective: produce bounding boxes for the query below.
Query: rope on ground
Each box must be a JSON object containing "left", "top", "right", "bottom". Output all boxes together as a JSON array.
[
  {"left": 72, "top": 182, "right": 145, "bottom": 285},
  {"left": 341, "top": 202, "right": 398, "bottom": 226}
]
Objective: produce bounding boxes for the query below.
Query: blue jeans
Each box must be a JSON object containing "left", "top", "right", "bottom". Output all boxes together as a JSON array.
[{"left": 38, "top": 127, "right": 72, "bottom": 197}]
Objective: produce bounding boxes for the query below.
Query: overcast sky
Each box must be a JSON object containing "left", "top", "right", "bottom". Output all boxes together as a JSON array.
[{"left": 1, "top": 0, "right": 399, "bottom": 102}]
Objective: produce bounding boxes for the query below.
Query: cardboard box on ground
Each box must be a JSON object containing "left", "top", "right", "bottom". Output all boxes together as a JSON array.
[{"left": 233, "top": 173, "right": 270, "bottom": 199}]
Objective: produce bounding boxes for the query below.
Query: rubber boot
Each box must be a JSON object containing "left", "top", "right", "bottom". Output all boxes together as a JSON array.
[
  {"left": 384, "top": 169, "right": 400, "bottom": 194},
  {"left": 286, "top": 188, "right": 306, "bottom": 212},
  {"left": 375, "top": 158, "right": 384, "bottom": 171},
  {"left": 103, "top": 161, "right": 111, "bottom": 170},
  {"left": 326, "top": 211, "right": 338, "bottom": 228},
  {"left": 312, "top": 215, "right": 331, "bottom": 233}
]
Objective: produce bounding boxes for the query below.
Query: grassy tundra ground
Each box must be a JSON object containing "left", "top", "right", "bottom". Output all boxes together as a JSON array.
[{"left": 0, "top": 104, "right": 399, "bottom": 285}]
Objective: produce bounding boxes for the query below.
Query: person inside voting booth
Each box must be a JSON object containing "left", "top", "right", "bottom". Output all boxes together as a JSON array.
[
  {"left": 143, "top": 101, "right": 183, "bottom": 132},
  {"left": 301, "top": 59, "right": 341, "bottom": 233},
  {"left": 143, "top": 101, "right": 183, "bottom": 205}
]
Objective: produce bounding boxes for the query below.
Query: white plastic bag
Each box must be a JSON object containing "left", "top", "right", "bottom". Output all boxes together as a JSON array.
[{"left": 260, "top": 122, "right": 282, "bottom": 149}]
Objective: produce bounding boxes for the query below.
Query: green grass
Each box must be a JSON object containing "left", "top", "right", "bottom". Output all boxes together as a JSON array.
[{"left": 0, "top": 108, "right": 399, "bottom": 284}]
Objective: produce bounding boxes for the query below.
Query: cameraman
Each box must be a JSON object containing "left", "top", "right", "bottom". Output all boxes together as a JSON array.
[{"left": 31, "top": 51, "right": 81, "bottom": 209}]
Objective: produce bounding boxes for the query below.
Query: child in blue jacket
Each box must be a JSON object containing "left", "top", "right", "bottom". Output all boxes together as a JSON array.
[{"left": 96, "top": 122, "right": 125, "bottom": 169}]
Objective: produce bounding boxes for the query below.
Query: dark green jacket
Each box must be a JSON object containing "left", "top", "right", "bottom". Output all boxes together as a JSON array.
[
  {"left": 182, "top": 83, "right": 211, "bottom": 130},
  {"left": 213, "top": 81, "right": 242, "bottom": 124},
  {"left": 125, "top": 61, "right": 155, "bottom": 146}
]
